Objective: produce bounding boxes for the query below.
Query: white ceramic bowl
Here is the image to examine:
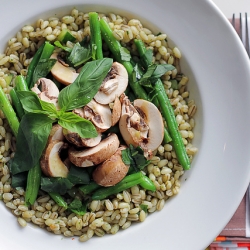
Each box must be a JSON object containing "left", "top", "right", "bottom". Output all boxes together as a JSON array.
[{"left": 1, "top": 0, "right": 250, "bottom": 249}]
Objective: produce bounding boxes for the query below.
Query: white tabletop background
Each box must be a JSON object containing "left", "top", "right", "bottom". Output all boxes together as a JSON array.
[{"left": 212, "top": 0, "right": 250, "bottom": 18}]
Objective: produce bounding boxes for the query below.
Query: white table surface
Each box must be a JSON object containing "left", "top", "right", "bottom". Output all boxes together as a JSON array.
[{"left": 212, "top": 0, "right": 250, "bottom": 18}]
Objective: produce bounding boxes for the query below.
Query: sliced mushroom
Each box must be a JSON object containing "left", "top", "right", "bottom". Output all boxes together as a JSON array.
[
  {"left": 63, "top": 128, "right": 102, "bottom": 148},
  {"left": 50, "top": 53, "right": 78, "bottom": 85},
  {"left": 68, "top": 133, "right": 119, "bottom": 167},
  {"left": 48, "top": 124, "right": 64, "bottom": 143},
  {"left": 119, "top": 95, "right": 164, "bottom": 156},
  {"left": 83, "top": 99, "right": 112, "bottom": 132},
  {"left": 31, "top": 78, "right": 60, "bottom": 108},
  {"left": 94, "top": 62, "right": 128, "bottom": 104},
  {"left": 111, "top": 96, "right": 122, "bottom": 126},
  {"left": 40, "top": 140, "right": 69, "bottom": 178},
  {"left": 92, "top": 146, "right": 129, "bottom": 187}
]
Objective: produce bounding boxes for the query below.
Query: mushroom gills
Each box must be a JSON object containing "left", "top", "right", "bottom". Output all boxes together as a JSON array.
[{"left": 94, "top": 62, "right": 128, "bottom": 105}]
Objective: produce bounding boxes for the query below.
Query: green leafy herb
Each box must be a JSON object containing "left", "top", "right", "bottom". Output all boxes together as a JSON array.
[
  {"left": 54, "top": 41, "right": 73, "bottom": 53},
  {"left": 121, "top": 144, "right": 150, "bottom": 172},
  {"left": 32, "top": 58, "right": 57, "bottom": 85},
  {"left": 41, "top": 177, "right": 74, "bottom": 195},
  {"left": 140, "top": 204, "right": 148, "bottom": 213},
  {"left": 11, "top": 172, "right": 28, "bottom": 188},
  {"left": 67, "top": 165, "right": 90, "bottom": 185},
  {"left": 120, "top": 47, "right": 131, "bottom": 61},
  {"left": 68, "top": 42, "right": 92, "bottom": 67},
  {"left": 10, "top": 113, "right": 53, "bottom": 175},
  {"left": 58, "top": 112, "right": 98, "bottom": 138},
  {"left": 58, "top": 58, "right": 113, "bottom": 111},
  {"left": 68, "top": 198, "right": 88, "bottom": 215}
]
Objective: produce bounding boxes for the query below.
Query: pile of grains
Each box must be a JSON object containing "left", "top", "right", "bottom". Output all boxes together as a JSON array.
[{"left": 0, "top": 8, "right": 198, "bottom": 242}]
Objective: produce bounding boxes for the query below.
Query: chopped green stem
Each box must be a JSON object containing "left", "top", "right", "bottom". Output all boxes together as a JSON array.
[
  {"left": 139, "top": 175, "right": 156, "bottom": 191},
  {"left": 15, "top": 75, "right": 29, "bottom": 91},
  {"left": 99, "top": 18, "right": 148, "bottom": 100},
  {"left": 39, "top": 41, "right": 55, "bottom": 61},
  {"left": 92, "top": 172, "right": 154, "bottom": 200},
  {"left": 134, "top": 39, "right": 190, "bottom": 170},
  {"left": 49, "top": 192, "right": 68, "bottom": 209},
  {"left": 25, "top": 163, "right": 41, "bottom": 206},
  {"left": 9, "top": 88, "right": 25, "bottom": 120},
  {"left": 0, "top": 86, "right": 19, "bottom": 137},
  {"left": 79, "top": 181, "right": 100, "bottom": 195},
  {"left": 163, "top": 127, "right": 172, "bottom": 143},
  {"left": 89, "top": 12, "right": 103, "bottom": 60}
]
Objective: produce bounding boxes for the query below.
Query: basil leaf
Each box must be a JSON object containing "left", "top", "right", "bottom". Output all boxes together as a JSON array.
[
  {"left": 68, "top": 42, "right": 92, "bottom": 67},
  {"left": 58, "top": 58, "right": 113, "bottom": 111},
  {"left": 17, "top": 91, "right": 58, "bottom": 118},
  {"left": 41, "top": 177, "right": 74, "bottom": 195},
  {"left": 10, "top": 113, "right": 53, "bottom": 174},
  {"left": 32, "top": 58, "right": 57, "bottom": 85},
  {"left": 58, "top": 112, "right": 98, "bottom": 138},
  {"left": 151, "top": 64, "right": 175, "bottom": 82}
]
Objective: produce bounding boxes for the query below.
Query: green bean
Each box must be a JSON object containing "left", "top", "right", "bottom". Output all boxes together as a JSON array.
[
  {"left": 15, "top": 75, "right": 29, "bottom": 91},
  {"left": 25, "top": 163, "right": 41, "bottom": 206},
  {"left": 79, "top": 181, "right": 100, "bottom": 195},
  {"left": 9, "top": 88, "right": 25, "bottom": 120},
  {"left": 26, "top": 42, "right": 45, "bottom": 88},
  {"left": 49, "top": 192, "right": 68, "bottom": 209},
  {"left": 99, "top": 18, "right": 149, "bottom": 100},
  {"left": 92, "top": 172, "right": 154, "bottom": 200},
  {"left": 139, "top": 175, "right": 156, "bottom": 191},
  {"left": 0, "top": 86, "right": 19, "bottom": 137},
  {"left": 89, "top": 12, "right": 103, "bottom": 60},
  {"left": 134, "top": 39, "right": 190, "bottom": 170}
]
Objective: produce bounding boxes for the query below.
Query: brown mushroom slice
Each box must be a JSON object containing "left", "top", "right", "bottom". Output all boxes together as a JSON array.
[
  {"left": 68, "top": 133, "right": 119, "bottom": 167},
  {"left": 40, "top": 140, "right": 69, "bottom": 178},
  {"left": 92, "top": 146, "right": 129, "bottom": 187},
  {"left": 111, "top": 96, "right": 122, "bottom": 126},
  {"left": 119, "top": 98, "right": 164, "bottom": 154},
  {"left": 84, "top": 99, "right": 112, "bottom": 132},
  {"left": 94, "top": 62, "right": 128, "bottom": 105},
  {"left": 50, "top": 53, "right": 78, "bottom": 85},
  {"left": 31, "top": 78, "right": 60, "bottom": 108},
  {"left": 48, "top": 124, "right": 64, "bottom": 143},
  {"left": 63, "top": 128, "right": 102, "bottom": 148}
]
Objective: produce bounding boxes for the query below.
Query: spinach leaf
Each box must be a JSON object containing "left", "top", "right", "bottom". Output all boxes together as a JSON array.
[
  {"left": 17, "top": 90, "right": 58, "bottom": 118},
  {"left": 140, "top": 49, "right": 153, "bottom": 69},
  {"left": 121, "top": 145, "right": 150, "bottom": 172},
  {"left": 68, "top": 198, "right": 88, "bottom": 215},
  {"left": 58, "top": 58, "right": 113, "bottom": 111},
  {"left": 32, "top": 58, "right": 57, "bottom": 85},
  {"left": 11, "top": 172, "right": 28, "bottom": 188},
  {"left": 68, "top": 42, "right": 92, "bottom": 67},
  {"left": 41, "top": 177, "right": 74, "bottom": 195},
  {"left": 150, "top": 64, "right": 175, "bottom": 82},
  {"left": 10, "top": 113, "right": 53, "bottom": 175},
  {"left": 58, "top": 112, "right": 98, "bottom": 138},
  {"left": 67, "top": 164, "right": 90, "bottom": 185}
]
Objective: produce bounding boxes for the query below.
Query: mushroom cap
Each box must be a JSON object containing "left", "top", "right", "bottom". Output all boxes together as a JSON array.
[
  {"left": 119, "top": 98, "right": 164, "bottom": 153},
  {"left": 50, "top": 53, "right": 78, "bottom": 85},
  {"left": 68, "top": 133, "right": 119, "bottom": 167},
  {"left": 40, "top": 140, "right": 69, "bottom": 178},
  {"left": 92, "top": 146, "right": 129, "bottom": 187},
  {"left": 63, "top": 128, "right": 102, "bottom": 148},
  {"left": 84, "top": 99, "right": 112, "bottom": 132},
  {"left": 94, "top": 62, "right": 128, "bottom": 105}
]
